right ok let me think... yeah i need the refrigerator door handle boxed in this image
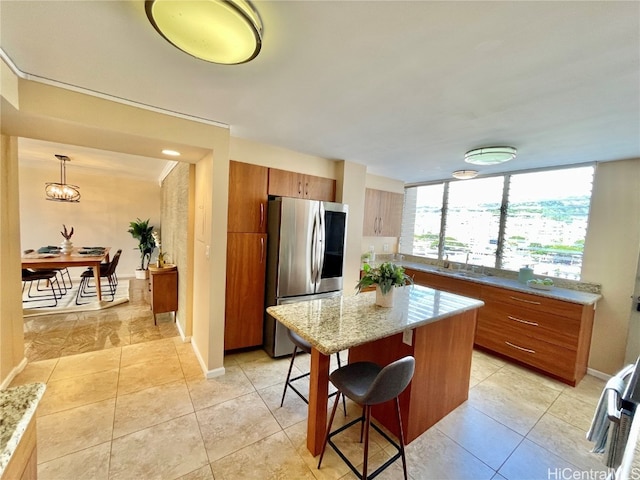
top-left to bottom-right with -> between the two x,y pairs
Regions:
311,214 -> 318,285
317,203 -> 326,286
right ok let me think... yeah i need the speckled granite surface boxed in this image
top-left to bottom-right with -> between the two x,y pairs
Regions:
0,382 -> 46,476
399,260 -> 602,305
267,284 -> 484,355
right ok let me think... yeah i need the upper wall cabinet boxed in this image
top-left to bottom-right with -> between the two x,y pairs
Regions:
268,168 -> 336,202
363,188 -> 404,237
228,160 -> 269,233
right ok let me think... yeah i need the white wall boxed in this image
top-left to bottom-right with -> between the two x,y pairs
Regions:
583,158 -> 640,374
19,163 -> 161,277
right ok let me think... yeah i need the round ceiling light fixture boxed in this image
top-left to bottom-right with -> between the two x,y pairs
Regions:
145,0 -> 263,65
465,146 -> 517,165
452,170 -> 479,180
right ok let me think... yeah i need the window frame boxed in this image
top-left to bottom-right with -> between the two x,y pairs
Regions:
401,163 -> 595,278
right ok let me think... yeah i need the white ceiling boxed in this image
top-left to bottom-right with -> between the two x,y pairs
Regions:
1,1 -> 639,183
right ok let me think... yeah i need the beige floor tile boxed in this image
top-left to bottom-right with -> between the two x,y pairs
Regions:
498,439 -> 578,480
120,337 -> 178,367
38,441 -> 111,480
240,355 -> 297,390
49,348 -> 121,381
210,431 -> 315,479
113,379 -> 194,438
435,402 -> 523,470
38,368 -> 119,416
38,398 -> 115,463
224,347 -> 272,365
178,348 -> 205,379
117,354 -> 184,395
9,358 -> 58,387
548,392 -> 598,432
258,381 -> 309,430
177,464 -> 214,480
562,374 -> 606,405
196,391 -> 282,462
109,413 -> 208,480
526,413 -> 607,473
404,427 -> 495,480
186,364 -> 255,411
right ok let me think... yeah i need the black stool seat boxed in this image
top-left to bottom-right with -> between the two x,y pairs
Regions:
280,329 -> 346,416
318,356 -> 415,480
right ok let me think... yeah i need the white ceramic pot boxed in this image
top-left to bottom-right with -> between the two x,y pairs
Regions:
60,239 -> 73,255
135,269 -> 149,280
375,285 -> 394,307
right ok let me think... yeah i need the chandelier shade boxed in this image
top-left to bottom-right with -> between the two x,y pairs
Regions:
45,155 -> 80,203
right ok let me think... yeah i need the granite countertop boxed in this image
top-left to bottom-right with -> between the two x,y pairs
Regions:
0,383 -> 46,476
267,284 -> 484,355
399,260 -> 602,306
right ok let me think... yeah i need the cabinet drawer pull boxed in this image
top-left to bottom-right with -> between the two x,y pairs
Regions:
507,315 -> 538,327
260,237 -> 264,263
509,296 -> 541,305
505,341 -> 535,354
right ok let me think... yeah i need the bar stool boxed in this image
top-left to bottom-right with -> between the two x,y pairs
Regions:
318,356 -> 415,480
280,329 -> 346,415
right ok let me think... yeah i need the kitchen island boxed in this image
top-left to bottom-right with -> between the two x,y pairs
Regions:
267,284 -> 484,456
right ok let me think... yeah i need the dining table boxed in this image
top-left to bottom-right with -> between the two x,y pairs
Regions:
266,284 -> 485,456
21,247 -> 111,301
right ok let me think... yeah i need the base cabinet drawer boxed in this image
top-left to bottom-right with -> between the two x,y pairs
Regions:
479,300 -> 580,350
475,324 -> 578,381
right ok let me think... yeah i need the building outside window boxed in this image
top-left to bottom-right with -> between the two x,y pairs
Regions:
399,165 -> 595,280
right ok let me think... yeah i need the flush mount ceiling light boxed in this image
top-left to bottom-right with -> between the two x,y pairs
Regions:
45,155 -> 81,203
465,146 -> 517,165
452,170 -> 479,180
145,0 -> 263,65
161,149 -> 181,157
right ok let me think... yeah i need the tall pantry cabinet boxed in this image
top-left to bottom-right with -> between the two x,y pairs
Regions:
225,161 -> 268,350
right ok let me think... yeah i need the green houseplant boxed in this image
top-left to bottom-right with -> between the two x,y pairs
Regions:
128,218 -> 156,276
356,261 -> 413,307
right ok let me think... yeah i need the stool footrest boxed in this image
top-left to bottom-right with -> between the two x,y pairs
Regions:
326,415 -> 402,480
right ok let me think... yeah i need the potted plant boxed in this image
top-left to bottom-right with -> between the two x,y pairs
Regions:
356,261 -> 413,307
127,218 -> 156,279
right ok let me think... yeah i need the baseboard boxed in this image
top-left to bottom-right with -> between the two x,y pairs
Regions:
587,367 -> 611,381
0,357 -> 28,389
175,319 -> 191,343
190,338 -> 225,379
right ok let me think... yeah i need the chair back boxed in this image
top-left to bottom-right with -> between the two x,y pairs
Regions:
105,249 -> 122,276
363,356 -> 415,406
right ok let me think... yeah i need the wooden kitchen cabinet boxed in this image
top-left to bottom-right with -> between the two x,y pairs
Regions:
405,267 -> 595,386
149,266 -> 178,325
268,168 -> 336,201
225,232 -> 267,350
228,160 -> 269,233
475,284 -> 595,386
363,188 -> 404,236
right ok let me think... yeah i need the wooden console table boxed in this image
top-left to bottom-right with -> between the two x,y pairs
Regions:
148,265 -> 178,325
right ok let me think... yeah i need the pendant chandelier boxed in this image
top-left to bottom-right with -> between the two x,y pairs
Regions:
45,155 -> 81,202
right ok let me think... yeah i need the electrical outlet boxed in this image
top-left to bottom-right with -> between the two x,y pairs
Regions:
383,243 -> 389,252
402,329 -> 413,346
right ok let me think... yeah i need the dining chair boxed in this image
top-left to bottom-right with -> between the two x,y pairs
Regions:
280,329 -> 347,416
75,249 -> 122,304
318,356 -> 416,480
22,269 -> 64,307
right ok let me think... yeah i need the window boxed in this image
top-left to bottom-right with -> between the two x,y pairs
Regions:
400,165 -> 594,280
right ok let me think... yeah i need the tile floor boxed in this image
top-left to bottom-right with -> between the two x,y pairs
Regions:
12,299 -> 610,480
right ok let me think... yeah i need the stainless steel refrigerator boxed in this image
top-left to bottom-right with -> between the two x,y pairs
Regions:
264,197 -> 348,357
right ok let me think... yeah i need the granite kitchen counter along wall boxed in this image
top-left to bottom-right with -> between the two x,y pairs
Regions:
0,382 -> 46,475
372,253 -> 602,298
